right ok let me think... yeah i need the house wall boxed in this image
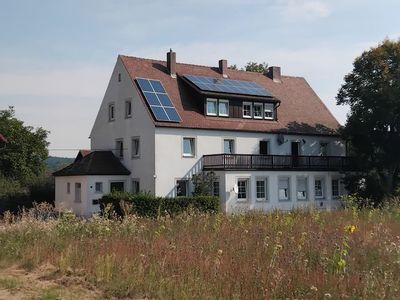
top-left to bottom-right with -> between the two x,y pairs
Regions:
90,57 -> 156,194
55,175 -> 129,216
154,127 -> 345,198
223,170 -> 345,213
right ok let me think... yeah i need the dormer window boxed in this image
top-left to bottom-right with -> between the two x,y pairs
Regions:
243,102 -> 252,118
264,103 -> 274,120
253,103 -> 263,119
206,98 -> 217,116
218,99 -> 229,117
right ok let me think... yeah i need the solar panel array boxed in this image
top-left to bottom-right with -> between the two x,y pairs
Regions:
136,78 -> 182,122
183,74 -> 273,97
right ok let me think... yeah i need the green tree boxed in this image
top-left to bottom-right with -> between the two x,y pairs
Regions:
244,61 -> 269,73
0,107 -> 49,183
337,39 -> 400,202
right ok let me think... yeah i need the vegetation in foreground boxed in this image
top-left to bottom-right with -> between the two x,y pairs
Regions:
0,202 -> 400,299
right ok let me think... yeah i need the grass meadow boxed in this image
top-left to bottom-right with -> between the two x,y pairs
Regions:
0,203 -> 400,299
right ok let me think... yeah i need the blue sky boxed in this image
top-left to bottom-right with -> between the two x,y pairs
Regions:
0,0 -> 399,157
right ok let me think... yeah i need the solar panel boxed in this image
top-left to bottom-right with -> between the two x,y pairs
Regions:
183,74 -> 273,97
136,78 -> 182,122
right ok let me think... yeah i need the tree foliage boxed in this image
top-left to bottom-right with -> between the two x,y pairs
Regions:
0,107 -> 49,183
337,39 -> 400,201
191,171 -> 217,196
244,61 -> 269,73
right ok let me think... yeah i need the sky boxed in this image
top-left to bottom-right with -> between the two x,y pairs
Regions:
0,0 -> 399,157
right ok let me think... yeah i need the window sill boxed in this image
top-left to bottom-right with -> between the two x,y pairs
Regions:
243,116 -> 252,119
297,198 -> 309,201
182,154 -> 195,158
206,113 -> 217,116
237,199 -> 248,202
279,198 -> 291,202
256,198 -> 268,202
131,155 -> 140,159
254,116 -> 263,119
108,119 -> 115,122
125,115 -> 132,119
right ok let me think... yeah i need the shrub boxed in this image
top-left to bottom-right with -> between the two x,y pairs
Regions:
99,191 -> 219,217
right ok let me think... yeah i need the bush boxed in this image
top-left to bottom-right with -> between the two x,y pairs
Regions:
99,191 -> 219,217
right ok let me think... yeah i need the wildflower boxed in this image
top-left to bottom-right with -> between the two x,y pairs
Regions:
310,285 -> 318,292
217,249 -> 223,255
324,293 -> 332,298
345,225 -> 356,233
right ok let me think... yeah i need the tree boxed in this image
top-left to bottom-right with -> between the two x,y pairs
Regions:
244,61 -> 269,73
0,107 -> 49,183
336,39 -> 400,201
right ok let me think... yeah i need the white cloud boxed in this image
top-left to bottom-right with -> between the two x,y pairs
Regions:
279,0 -> 331,22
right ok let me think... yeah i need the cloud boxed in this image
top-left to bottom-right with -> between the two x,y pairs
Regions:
278,0 -> 331,22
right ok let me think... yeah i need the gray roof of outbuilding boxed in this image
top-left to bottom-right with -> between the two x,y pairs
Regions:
53,151 -> 130,177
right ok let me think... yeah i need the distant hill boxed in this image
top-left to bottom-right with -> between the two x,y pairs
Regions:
46,156 -> 74,173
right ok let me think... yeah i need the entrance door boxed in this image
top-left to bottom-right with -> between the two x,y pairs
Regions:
291,142 -> 300,167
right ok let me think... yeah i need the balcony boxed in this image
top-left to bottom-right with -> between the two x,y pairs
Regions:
202,154 -> 354,171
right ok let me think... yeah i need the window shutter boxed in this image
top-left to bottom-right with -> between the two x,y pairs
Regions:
260,141 -> 269,155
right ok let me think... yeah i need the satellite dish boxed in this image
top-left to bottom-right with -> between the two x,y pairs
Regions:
233,184 -> 238,194
277,133 -> 285,145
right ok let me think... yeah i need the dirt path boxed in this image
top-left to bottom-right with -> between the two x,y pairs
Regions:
0,264 -> 103,300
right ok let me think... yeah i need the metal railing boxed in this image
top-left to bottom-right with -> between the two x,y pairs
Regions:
202,154 -> 354,171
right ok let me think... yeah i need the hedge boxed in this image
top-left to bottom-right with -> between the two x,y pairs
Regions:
99,191 -> 219,217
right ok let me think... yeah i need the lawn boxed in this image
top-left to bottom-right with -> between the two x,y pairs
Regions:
0,204 -> 399,299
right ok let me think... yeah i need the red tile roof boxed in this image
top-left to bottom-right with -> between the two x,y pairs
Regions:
120,55 -> 340,136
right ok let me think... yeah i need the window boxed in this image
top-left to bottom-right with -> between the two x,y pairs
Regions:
108,103 -> 115,121
116,139 -> 124,158
320,142 -> 328,156
125,100 -> 132,118
206,98 -> 217,116
212,181 -> 220,197
256,178 -> 268,201
131,137 -> 140,158
223,139 -> 235,154
253,103 -> 263,119
95,182 -> 103,193
67,182 -> 70,194
332,179 -> 340,198
118,73 -> 121,82
218,99 -> 229,117
278,177 -> 290,201
237,178 -> 249,201
243,102 -> 252,118
315,178 -> 325,199
110,181 -> 124,192
183,137 -> 195,157
132,179 -> 140,194
176,180 -> 189,196
297,177 -> 308,200
74,183 -> 81,203
264,103 -> 274,120
259,140 -> 269,155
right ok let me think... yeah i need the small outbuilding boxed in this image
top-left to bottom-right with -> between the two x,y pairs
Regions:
53,150 -> 130,216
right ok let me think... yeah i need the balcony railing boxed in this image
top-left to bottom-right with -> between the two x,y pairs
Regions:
202,154 -> 354,171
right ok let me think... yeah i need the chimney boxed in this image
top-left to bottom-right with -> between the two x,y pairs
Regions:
167,49 -> 176,78
266,66 -> 282,83
219,59 -> 228,78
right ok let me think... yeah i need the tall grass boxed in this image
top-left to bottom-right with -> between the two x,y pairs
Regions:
1,203 -> 400,299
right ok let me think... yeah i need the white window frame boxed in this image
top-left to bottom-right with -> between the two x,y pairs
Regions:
176,179 -> 189,197
237,178 -> 250,202
108,103 -> 115,121
132,179 -> 140,194
223,138 -> 235,154
115,139 -> 124,159
314,177 -> 325,199
296,176 -> 308,201
125,99 -> 132,118
256,177 -> 268,202
218,99 -> 229,117
182,137 -> 196,158
131,137 -> 140,158
95,182 -> 103,193
206,98 -> 218,116
278,177 -> 291,201
242,102 -> 252,118
253,102 -> 263,119
331,178 -> 341,199
264,103 -> 274,120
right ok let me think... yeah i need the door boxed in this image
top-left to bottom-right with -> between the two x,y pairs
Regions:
291,142 -> 300,167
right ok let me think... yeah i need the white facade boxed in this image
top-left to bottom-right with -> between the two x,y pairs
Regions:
55,175 -> 129,216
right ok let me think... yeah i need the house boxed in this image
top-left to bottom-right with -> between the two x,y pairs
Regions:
54,50 -> 351,216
